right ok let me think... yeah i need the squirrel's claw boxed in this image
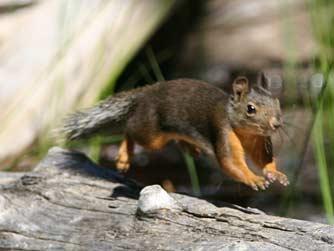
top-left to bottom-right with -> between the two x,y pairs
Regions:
246,175 -> 268,191
266,172 -> 277,183
264,180 -> 270,188
279,175 -> 289,186
264,170 -> 289,186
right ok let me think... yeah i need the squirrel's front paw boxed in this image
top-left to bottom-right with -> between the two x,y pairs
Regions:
263,169 -> 289,186
244,175 -> 269,191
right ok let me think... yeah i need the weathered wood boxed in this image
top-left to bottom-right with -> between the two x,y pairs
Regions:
0,147 -> 333,251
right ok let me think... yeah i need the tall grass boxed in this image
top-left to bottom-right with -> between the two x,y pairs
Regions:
308,0 -> 334,223
280,0 -> 333,222
184,153 -> 201,196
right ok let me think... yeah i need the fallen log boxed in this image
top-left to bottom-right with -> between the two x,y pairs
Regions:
0,147 -> 333,250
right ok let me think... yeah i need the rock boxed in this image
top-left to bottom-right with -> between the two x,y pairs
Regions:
137,185 -> 183,214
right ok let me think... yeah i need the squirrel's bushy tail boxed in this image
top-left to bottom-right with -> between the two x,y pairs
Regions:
61,93 -> 136,141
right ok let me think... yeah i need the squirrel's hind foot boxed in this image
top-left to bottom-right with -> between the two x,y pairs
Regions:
115,158 -> 131,172
115,137 -> 134,173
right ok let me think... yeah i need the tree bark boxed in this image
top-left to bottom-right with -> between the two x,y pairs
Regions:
0,147 -> 333,251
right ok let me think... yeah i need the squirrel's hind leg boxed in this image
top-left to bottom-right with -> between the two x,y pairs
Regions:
133,131 -> 211,155
115,135 -> 134,172
115,133 -> 170,172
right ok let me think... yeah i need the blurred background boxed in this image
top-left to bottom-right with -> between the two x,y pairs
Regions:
0,0 -> 333,224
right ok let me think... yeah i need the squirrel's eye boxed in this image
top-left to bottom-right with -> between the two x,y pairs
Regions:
247,104 -> 256,114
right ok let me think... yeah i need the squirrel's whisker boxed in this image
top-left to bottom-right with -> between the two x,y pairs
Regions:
282,121 -> 301,130
282,110 -> 300,118
280,126 -> 297,148
276,127 -> 285,154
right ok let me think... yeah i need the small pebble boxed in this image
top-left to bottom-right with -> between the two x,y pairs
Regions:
137,185 -> 182,214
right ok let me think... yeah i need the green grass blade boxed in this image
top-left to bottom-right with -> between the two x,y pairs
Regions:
183,153 -> 201,196
313,106 -> 334,223
146,46 -> 165,81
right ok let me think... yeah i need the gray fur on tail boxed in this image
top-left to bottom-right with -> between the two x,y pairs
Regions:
61,94 -> 135,141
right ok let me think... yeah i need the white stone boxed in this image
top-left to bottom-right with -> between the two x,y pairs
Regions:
137,185 -> 182,214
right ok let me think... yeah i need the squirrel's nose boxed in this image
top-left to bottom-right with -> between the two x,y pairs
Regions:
269,117 -> 281,130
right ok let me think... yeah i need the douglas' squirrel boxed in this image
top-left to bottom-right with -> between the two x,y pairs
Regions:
61,73 -> 289,190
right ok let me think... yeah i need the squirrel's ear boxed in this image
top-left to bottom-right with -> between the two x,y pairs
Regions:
257,71 -> 270,90
232,76 -> 249,102
257,71 -> 283,96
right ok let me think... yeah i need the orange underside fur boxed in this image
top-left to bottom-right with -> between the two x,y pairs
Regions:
222,129 -> 286,190
234,129 -> 269,167
218,130 -> 267,188
143,132 -> 203,150
233,128 -> 278,170
115,130 -> 279,188
115,132 -> 202,171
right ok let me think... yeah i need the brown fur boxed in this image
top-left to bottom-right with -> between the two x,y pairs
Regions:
63,74 -> 289,190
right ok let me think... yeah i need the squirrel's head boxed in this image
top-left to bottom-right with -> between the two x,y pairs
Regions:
228,72 -> 282,136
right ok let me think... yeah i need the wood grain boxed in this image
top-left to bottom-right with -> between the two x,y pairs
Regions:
0,147 -> 333,250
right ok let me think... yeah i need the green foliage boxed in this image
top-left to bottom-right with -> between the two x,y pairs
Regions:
312,73 -> 334,224
308,0 -> 334,223
183,153 -> 201,196
280,0 -> 334,223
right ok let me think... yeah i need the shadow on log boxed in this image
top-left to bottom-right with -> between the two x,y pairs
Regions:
0,147 -> 333,250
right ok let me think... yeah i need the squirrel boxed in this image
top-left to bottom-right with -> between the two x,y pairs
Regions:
61,72 -> 289,191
